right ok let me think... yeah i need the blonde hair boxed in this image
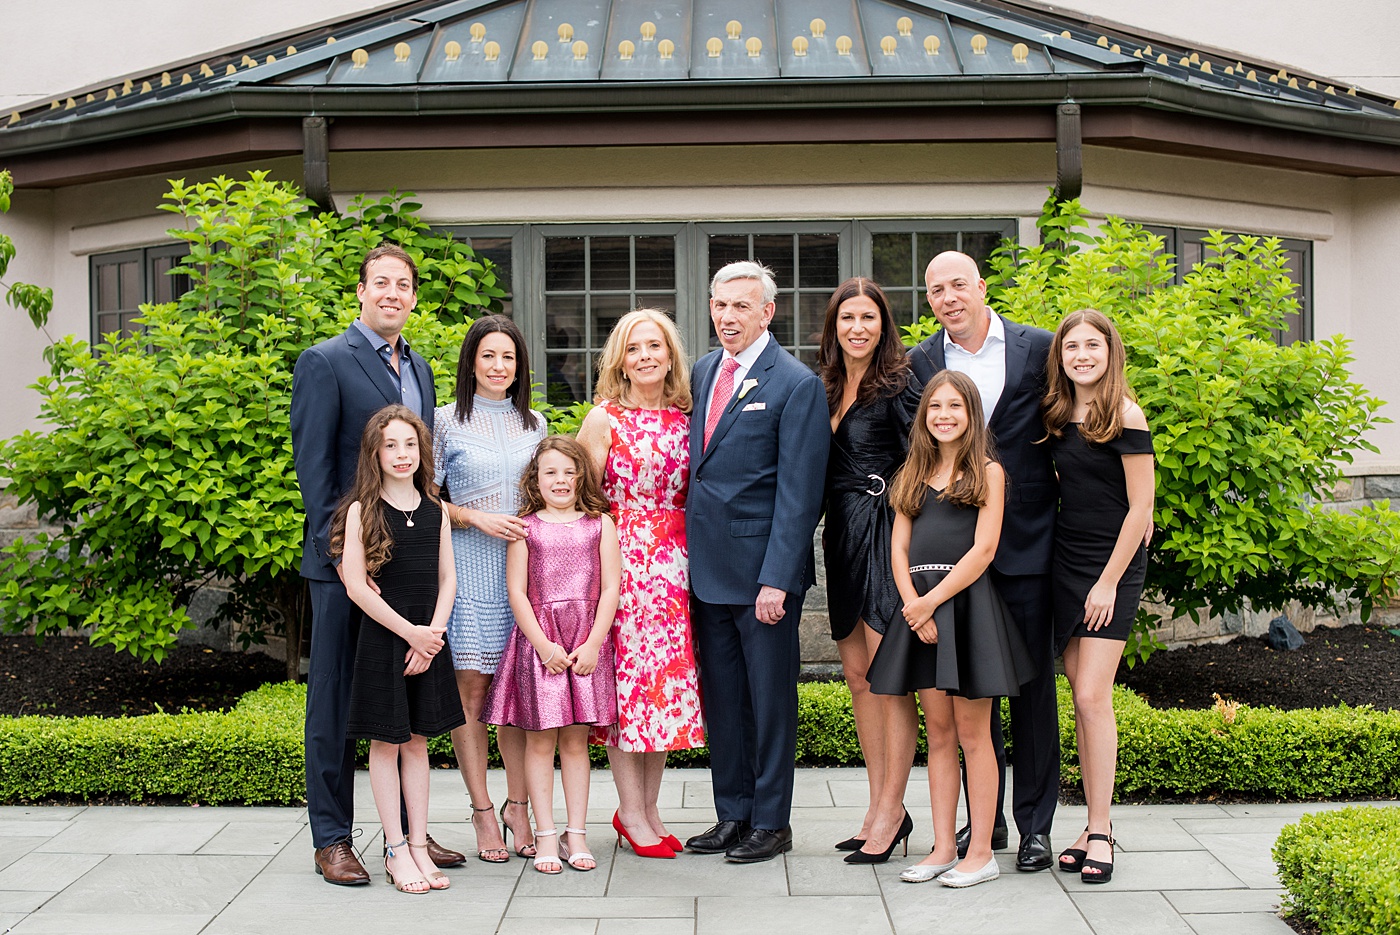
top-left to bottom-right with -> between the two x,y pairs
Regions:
889,371 -> 998,516
1042,309 -> 1134,444
593,308 -> 692,412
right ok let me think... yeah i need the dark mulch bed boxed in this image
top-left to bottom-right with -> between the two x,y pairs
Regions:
2,622 -> 1397,720
1116,623 -> 1400,711
0,636 -> 288,718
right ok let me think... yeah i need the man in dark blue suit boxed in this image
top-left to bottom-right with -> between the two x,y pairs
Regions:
290,244 -> 462,884
683,261 -> 830,863
907,251 -> 1060,871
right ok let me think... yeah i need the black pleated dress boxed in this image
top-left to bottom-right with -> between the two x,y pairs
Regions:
1049,424 -> 1155,652
347,499 -> 468,744
866,487 -> 1036,700
823,379 -> 921,639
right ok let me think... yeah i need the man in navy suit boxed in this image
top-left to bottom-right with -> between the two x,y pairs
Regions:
683,261 -> 830,863
290,244 -> 462,884
907,251 -> 1060,871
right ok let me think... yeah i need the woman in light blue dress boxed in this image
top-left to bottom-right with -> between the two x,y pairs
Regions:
432,315 -> 545,862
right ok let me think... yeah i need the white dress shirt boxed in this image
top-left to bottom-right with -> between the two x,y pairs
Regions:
942,310 -> 1007,424
707,328 -> 771,407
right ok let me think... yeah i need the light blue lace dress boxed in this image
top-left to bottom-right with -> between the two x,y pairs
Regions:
433,395 -> 545,673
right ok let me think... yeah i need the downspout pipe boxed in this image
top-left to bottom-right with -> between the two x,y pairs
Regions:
303,116 -> 335,213
1052,102 -> 1082,204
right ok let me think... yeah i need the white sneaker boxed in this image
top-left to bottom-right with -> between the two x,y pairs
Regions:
899,857 -> 958,883
937,856 -> 1000,887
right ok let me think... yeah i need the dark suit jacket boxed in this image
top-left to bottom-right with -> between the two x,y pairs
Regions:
290,323 -> 438,582
687,337 -> 830,605
908,315 -> 1056,576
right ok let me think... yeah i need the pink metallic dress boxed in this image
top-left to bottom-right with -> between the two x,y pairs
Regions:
480,513 -> 617,731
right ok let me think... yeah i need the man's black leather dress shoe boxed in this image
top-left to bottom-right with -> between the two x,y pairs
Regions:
954,822 -> 1010,859
1016,833 -> 1053,872
725,826 -> 793,863
685,820 -> 751,854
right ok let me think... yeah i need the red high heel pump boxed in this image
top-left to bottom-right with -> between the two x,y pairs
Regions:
612,811 -> 675,859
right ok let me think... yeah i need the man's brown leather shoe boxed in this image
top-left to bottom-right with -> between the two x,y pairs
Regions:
423,834 -> 466,868
314,840 -> 371,885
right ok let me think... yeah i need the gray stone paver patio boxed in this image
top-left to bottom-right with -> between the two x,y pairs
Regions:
0,766 -> 1371,935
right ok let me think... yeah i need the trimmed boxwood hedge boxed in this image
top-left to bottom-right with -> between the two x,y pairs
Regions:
0,679 -> 1397,803
1273,806 -> 1400,935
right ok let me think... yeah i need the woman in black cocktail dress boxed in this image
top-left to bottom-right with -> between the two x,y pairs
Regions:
817,278 -> 923,863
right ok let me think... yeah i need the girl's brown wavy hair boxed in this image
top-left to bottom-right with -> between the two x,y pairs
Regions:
329,404 -> 437,576
816,277 -> 910,415
516,435 -> 610,519
1042,309 -> 1133,444
889,370 -> 998,516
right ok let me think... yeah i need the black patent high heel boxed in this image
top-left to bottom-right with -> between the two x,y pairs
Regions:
844,810 -> 913,864
1080,832 -> 1116,884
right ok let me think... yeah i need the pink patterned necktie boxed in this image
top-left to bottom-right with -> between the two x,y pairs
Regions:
704,358 -> 740,450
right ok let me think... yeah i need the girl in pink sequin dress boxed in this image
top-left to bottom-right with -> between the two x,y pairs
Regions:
481,436 -> 621,874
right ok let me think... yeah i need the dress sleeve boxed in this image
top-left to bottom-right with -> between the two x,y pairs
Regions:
433,407 -> 450,488
891,373 -> 924,444
1110,427 -> 1154,456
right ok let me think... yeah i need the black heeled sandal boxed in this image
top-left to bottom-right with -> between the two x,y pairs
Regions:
843,810 -> 913,865
1080,832 -> 1115,884
1058,827 -> 1088,873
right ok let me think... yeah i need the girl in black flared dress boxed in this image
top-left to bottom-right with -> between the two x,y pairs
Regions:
331,405 -> 466,895
1042,310 -> 1154,885
868,371 -> 1034,889
816,278 -> 924,863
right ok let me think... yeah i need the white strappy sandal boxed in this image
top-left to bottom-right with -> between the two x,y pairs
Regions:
560,827 -> 595,871
531,828 -> 561,874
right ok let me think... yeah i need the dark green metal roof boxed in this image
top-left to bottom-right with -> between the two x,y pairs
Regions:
4,0 -> 1399,155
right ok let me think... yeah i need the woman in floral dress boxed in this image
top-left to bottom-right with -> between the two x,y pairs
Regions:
578,308 -> 705,858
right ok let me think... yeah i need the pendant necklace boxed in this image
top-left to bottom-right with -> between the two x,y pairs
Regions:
385,492 -> 420,527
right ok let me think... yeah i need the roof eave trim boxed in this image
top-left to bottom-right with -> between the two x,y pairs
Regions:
3,74 -> 1399,159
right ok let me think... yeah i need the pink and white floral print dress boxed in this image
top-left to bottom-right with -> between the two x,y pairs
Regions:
593,401 -> 705,752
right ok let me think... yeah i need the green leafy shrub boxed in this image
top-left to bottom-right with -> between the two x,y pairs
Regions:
0,174 -> 503,673
5,679 -> 1398,803
0,682 -> 305,804
907,196 -> 1400,664
0,170 -> 53,329
1274,806 -> 1400,935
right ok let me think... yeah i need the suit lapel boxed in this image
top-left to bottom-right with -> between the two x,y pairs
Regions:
992,321 -> 1031,428
347,323 -> 403,408
699,339 -> 779,464
692,353 -> 717,453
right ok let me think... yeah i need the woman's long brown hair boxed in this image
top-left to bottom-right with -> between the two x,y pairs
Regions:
889,370 -> 998,515
816,277 -> 910,415
516,435 -> 610,519
1042,309 -> 1134,444
329,404 -> 437,576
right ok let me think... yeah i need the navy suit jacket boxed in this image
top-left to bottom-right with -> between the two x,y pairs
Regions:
687,337 -> 830,605
290,323 -> 438,582
908,315 -> 1057,576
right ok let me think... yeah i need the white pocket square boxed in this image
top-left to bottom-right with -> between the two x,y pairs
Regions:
742,402 -> 766,411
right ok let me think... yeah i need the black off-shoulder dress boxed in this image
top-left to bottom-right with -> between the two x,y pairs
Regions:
1049,424 -> 1155,651
823,378 -> 921,639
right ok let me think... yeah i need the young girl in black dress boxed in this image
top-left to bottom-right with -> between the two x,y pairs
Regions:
868,370 -> 1034,889
1042,310 -> 1154,885
331,405 -> 466,895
